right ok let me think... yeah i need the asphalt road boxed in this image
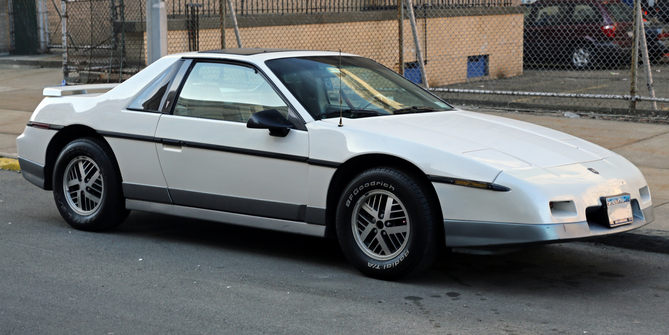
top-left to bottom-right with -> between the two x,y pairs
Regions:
2,170 -> 669,334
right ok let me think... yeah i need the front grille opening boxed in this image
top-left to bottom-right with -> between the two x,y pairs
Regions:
586,205 -> 608,228
586,199 -> 642,228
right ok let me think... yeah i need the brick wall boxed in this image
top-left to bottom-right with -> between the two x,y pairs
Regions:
70,6 -> 525,86
156,13 -> 524,87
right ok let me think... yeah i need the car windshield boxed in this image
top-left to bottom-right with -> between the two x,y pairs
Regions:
265,56 -> 451,120
604,3 -> 634,22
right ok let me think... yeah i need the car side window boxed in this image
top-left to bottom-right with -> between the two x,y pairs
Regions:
127,60 -> 183,112
174,62 -> 289,123
533,5 -> 565,26
572,4 -> 601,24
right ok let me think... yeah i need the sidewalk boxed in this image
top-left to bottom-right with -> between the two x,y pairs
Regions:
0,53 -> 63,158
0,54 -> 667,252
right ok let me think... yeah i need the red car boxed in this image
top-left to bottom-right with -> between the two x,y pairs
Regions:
524,0 -> 667,69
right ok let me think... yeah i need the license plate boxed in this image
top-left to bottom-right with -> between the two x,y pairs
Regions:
605,194 -> 633,228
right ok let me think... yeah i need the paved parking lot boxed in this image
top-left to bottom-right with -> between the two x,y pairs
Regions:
441,63 -> 669,115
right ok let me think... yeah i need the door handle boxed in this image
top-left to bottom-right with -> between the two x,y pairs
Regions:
162,138 -> 183,146
161,138 -> 183,152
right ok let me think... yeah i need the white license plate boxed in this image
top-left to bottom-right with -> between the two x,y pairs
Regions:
605,194 -> 633,228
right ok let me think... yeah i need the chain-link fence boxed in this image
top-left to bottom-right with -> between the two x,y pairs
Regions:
162,0 -> 519,81
44,0 -> 669,116
433,0 -> 669,115
45,0 -> 63,49
45,0 -> 145,83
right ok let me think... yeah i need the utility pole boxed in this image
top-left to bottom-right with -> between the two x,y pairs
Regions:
146,0 -> 167,65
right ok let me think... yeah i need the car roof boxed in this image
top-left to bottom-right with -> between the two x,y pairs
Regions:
179,48 -> 357,62
198,48 -> 306,56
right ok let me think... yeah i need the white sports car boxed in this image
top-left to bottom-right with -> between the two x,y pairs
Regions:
17,49 -> 654,279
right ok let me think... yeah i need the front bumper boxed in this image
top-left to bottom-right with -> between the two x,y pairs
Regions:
444,204 -> 654,248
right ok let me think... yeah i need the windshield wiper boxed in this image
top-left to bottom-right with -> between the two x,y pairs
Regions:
392,106 -> 439,114
316,109 -> 388,120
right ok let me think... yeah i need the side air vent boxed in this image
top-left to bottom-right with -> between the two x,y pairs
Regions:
550,201 -> 577,218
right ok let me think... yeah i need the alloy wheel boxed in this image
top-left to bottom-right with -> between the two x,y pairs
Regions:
351,190 -> 410,261
63,156 -> 104,215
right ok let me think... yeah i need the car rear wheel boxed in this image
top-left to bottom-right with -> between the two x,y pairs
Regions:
52,137 -> 129,231
572,45 -> 593,70
336,167 -> 440,280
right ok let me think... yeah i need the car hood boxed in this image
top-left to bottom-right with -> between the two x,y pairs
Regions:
337,110 -> 613,169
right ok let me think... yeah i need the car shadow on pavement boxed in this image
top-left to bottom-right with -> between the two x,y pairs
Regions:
411,242 -> 656,296
112,211 -> 656,292
3,170 -> 662,294
112,210 -> 351,271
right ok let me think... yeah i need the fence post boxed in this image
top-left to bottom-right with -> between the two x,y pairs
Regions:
43,0 -> 50,48
37,0 -> 47,53
405,0 -> 428,88
398,0 -> 404,76
61,0 -> 67,84
220,0 -> 226,49
186,4 -> 202,51
8,0 -> 14,53
108,0 -> 116,82
227,0 -> 243,48
636,0 -> 657,111
629,0 -> 640,113
119,0 -> 125,83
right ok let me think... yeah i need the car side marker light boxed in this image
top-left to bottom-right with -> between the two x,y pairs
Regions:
429,176 -> 510,192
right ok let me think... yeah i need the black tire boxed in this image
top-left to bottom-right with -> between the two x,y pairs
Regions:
52,137 -> 129,231
336,167 -> 441,280
571,44 -> 593,70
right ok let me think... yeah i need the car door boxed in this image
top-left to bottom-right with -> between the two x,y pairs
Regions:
154,60 -> 310,222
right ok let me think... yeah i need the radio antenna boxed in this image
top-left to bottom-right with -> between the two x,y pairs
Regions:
338,49 -> 343,127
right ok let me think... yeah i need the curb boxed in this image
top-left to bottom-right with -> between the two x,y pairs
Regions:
0,57 -> 62,69
0,157 -> 20,171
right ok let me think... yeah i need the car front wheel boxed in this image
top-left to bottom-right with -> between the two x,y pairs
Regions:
336,167 -> 441,280
52,137 -> 129,231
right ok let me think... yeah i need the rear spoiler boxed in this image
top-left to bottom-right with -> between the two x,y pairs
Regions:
43,83 -> 120,97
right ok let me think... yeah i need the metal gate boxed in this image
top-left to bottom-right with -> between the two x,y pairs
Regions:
52,0 -> 145,84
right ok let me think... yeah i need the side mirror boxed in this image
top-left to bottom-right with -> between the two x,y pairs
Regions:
246,109 -> 293,137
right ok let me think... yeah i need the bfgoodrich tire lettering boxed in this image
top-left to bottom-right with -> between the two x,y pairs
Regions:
336,167 -> 440,280
52,137 -> 129,231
